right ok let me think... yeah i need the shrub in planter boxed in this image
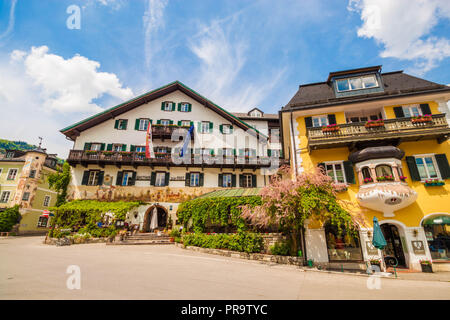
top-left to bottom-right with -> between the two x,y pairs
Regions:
420,260 -> 433,273
182,232 -> 263,253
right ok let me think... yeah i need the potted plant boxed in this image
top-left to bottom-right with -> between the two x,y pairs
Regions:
424,179 -> 445,187
412,114 -> 432,124
321,124 -> 340,133
420,260 -> 433,273
365,119 -> 385,128
363,177 -> 373,183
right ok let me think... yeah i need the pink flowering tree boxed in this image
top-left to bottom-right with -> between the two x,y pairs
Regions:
241,166 -> 365,255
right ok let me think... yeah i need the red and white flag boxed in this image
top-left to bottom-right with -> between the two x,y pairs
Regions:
145,121 -> 155,158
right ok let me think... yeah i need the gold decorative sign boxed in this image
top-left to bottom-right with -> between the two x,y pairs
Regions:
411,240 -> 426,255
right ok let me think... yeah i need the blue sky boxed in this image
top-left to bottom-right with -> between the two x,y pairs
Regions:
0,0 -> 449,157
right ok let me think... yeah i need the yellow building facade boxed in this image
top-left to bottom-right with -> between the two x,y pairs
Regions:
0,148 -> 59,234
281,66 -> 450,271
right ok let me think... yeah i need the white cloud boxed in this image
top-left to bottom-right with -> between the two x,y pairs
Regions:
349,0 -> 450,74
189,20 -> 285,111
143,0 -> 169,68
11,46 -> 133,113
0,0 -> 18,41
0,46 -> 134,157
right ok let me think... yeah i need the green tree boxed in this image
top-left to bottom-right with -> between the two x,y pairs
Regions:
48,162 -> 71,207
0,205 -> 21,232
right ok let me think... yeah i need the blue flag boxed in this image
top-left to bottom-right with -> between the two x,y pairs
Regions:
180,125 -> 194,157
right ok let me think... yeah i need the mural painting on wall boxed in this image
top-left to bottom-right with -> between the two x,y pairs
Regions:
68,185 -> 219,203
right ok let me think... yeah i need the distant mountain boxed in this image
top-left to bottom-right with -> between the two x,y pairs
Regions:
0,139 -> 37,154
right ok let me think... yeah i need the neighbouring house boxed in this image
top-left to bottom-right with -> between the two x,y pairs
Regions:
60,81 -> 284,232
0,148 -> 59,234
280,65 -> 450,271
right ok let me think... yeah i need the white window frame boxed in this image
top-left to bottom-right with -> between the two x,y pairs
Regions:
180,120 -> 191,127
180,103 -> 190,112
250,110 -> 262,117
242,174 -> 253,188
222,174 -> 232,187
201,121 -> 211,133
0,191 -> 11,203
87,171 -> 100,186
113,144 -> 123,152
135,146 -> 146,153
335,75 -> 379,92
139,119 -> 149,131
190,173 -> 200,187
37,216 -> 49,228
160,119 -> 171,126
164,102 -> 174,111
7,168 -> 18,181
90,143 -> 102,151
223,148 -> 234,157
414,154 -> 442,181
43,195 -> 51,207
402,104 -> 422,118
222,124 -> 232,134
324,161 -> 347,184
117,119 -> 127,130
6,151 -> 15,158
312,115 -> 328,128
155,172 -> 166,187
22,192 -> 30,201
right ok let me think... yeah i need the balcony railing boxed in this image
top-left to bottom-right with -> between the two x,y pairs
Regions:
151,125 -> 193,140
307,114 -> 450,150
67,150 -> 282,168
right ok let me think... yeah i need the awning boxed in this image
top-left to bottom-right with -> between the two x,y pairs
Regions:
423,215 -> 450,225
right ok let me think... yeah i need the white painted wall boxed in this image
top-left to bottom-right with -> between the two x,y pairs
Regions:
305,228 -> 329,263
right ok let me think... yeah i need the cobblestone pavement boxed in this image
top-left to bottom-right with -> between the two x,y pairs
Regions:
1,236 -> 449,300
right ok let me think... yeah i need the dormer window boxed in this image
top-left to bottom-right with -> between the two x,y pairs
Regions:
336,75 -> 378,92
248,108 -> 263,117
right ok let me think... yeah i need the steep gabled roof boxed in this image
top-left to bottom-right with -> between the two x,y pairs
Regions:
282,70 -> 450,112
61,81 -> 266,140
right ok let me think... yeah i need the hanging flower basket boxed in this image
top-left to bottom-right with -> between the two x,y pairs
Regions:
321,124 -> 340,133
424,179 -> 445,186
365,119 -> 384,128
411,115 -> 432,124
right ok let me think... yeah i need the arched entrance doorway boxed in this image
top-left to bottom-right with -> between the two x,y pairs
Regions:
143,205 -> 168,232
380,223 -> 407,268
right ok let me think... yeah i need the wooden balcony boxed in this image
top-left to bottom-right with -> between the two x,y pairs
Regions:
307,114 -> 450,151
151,125 -> 193,141
67,150 -> 282,169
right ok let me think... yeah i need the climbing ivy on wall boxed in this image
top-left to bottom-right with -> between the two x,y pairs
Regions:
177,196 -> 262,233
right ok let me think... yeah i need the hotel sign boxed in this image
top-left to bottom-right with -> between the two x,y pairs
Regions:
411,240 -> 426,255
365,241 -> 378,255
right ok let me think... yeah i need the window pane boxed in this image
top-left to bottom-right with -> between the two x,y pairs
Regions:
326,164 -> 335,181
415,158 -> 428,179
349,78 -> 363,90
425,157 -> 438,178
326,224 -> 362,261
336,79 -> 349,91
376,165 -> 393,177
312,118 -> 320,127
335,164 -> 345,183
403,108 -> 411,118
362,75 -> 377,88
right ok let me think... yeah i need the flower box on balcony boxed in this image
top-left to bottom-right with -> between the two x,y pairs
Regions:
411,115 -> 432,124
363,177 -> 373,183
85,150 -> 98,155
119,151 -> 132,156
424,179 -> 445,186
321,124 -> 340,133
365,119 -> 384,128
399,176 -> 407,182
377,175 -> 395,182
102,151 -> 115,156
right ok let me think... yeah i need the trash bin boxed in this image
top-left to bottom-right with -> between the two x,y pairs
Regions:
297,250 -> 302,257
307,259 -> 314,267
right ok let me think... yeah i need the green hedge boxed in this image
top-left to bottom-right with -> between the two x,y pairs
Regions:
0,206 -> 21,232
182,232 -> 264,253
270,241 -> 290,256
177,196 -> 262,233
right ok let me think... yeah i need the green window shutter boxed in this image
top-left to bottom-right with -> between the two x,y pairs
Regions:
435,154 -> 450,179
231,174 -> 236,187
233,149 -> 236,156
116,171 -> 123,186
188,104 -> 192,112
122,120 -> 128,130
114,120 -> 119,129
190,121 -> 194,127
100,143 -> 106,151
107,144 -> 113,151
130,145 -> 135,152
178,103 -> 181,111
229,125 -> 233,133
169,120 -> 174,125
219,124 -> 223,133
394,107 -> 405,118
135,119 -> 140,130
405,156 -> 421,181
165,172 -> 170,186
97,171 -> 104,186
122,144 -> 127,152
327,114 -> 337,125
81,171 -> 90,185
84,143 -> 91,151
185,173 -> 191,187
129,172 -> 137,186
157,120 -> 161,125
268,149 -> 272,157
343,161 -> 355,184
150,172 -> 156,186
305,117 -> 312,128
239,174 -> 244,187
161,102 -> 165,110
178,121 -> 182,126
209,122 -> 213,133
199,173 -> 204,187
252,175 -> 257,188
218,174 -> 223,187
171,103 -> 176,111
420,103 -> 432,115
